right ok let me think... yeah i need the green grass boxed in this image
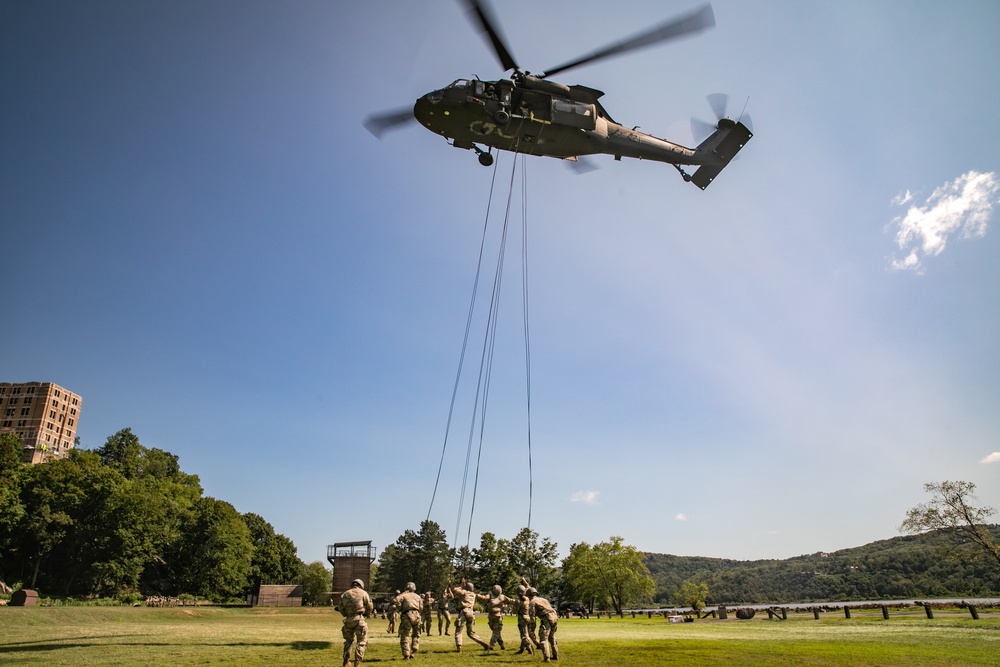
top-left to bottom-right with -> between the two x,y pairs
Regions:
1,606 -> 998,666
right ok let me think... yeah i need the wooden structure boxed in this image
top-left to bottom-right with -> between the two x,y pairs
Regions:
10,589 -> 39,606
327,540 -> 376,596
249,583 -> 302,607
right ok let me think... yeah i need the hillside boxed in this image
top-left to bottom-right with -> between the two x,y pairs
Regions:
643,527 -> 1000,605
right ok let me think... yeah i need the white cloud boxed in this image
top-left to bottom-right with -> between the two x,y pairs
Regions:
570,490 -> 600,505
675,513 -> 687,522
892,189 -> 914,206
981,452 -> 1000,464
889,171 -> 999,272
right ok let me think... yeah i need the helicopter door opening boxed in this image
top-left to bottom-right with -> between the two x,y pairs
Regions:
551,100 -> 596,130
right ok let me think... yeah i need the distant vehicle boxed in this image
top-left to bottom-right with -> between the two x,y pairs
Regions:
559,601 -> 585,615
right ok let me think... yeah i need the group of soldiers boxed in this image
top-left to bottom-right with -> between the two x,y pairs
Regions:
338,576 -> 559,667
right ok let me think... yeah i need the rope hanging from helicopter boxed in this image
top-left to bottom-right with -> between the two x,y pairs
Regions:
425,146 -> 535,552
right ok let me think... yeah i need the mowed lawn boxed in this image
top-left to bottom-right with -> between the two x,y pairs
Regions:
2,606 -> 998,666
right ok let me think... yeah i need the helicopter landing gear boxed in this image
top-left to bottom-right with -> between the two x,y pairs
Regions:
473,145 -> 494,167
673,164 -> 692,182
494,109 -> 510,124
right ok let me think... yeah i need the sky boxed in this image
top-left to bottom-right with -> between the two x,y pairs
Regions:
3,0 -> 999,567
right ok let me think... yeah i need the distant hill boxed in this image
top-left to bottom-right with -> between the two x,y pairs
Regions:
643,527 -> 1000,605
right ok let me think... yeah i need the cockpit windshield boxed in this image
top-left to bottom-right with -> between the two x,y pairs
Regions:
446,79 -> 471,89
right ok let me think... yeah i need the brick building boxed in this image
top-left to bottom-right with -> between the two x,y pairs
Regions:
0,381 -> 82,464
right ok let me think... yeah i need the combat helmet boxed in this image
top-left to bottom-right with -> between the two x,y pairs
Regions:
351,579 -> 364,589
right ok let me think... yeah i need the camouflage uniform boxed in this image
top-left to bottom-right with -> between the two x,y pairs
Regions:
386,591 -> 399,633
421,593 -> 435,635
437,591 -> 452,635
396,584 -> 423,660
513,586 -> 538,654
479,585 -> 513,650
339,580 -> 374,667
527,588 -> 558,663
444,581 -> 490,651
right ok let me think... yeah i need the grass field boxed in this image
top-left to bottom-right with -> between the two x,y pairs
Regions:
2,606 -> 998,666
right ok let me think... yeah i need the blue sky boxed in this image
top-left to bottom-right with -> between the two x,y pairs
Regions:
3,0 -> 999,566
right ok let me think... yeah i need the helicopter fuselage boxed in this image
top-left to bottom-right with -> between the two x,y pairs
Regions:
413,75 -> 711,167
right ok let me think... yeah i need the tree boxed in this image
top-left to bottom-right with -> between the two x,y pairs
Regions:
242,512 -> 302,595
562,536 -> 655,615
472,532 -> 516,590
679,580 -> 709,611
176,497 -> 253,600
900,480 -> 1000,568
508,527 -> 558,594
299,560 -> 332,606
375,521 -> 454,594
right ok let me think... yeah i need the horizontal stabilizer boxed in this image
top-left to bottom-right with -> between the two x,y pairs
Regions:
690,121 -> 752,190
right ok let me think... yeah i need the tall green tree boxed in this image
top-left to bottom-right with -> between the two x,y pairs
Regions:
562,536 -> 655,615
375,521 -> 454,594
509,527 -> 559,593
176,497 -> 253,600
299,560 -> 332,606
243,512 -> 302,594
900,480 -> 1000,568
472,532 -> 516,590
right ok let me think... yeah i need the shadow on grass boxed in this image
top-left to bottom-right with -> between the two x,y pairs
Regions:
1,639 -> 334,653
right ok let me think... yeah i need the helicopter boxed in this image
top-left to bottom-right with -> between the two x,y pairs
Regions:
365,0 -> 752,190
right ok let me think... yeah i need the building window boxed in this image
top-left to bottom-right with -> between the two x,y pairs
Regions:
24,397 -> 32,404
4,409 -> 13,417
17,420 -> 26,427
68,418 -> 74,426
49,410 -> 56,419
52,400 -> 58,407
20,408 -> 30,416
70,408 -> 77,415
27,387 -> 35,394
9,398 -> 17,406
47,422 -> 54,430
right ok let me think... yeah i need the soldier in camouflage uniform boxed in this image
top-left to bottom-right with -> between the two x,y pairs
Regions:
526,586 -> 559,663
338,578 -> 374,667
421,592 -> 435,636
386,590 -> 399,633
395,582 -> 423,660
513,583 -> 538,654
437,588 -> 452,635
443,578 -> 491,652
479,584 -> 513,650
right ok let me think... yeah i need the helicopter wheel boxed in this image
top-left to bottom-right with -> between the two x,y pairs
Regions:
478,152 -> 494,167
495,109 -> 510,124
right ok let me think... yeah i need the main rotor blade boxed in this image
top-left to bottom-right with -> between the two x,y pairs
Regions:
540,3 -> 715,79
461,0 -> 519,72
363,108 -> 416,139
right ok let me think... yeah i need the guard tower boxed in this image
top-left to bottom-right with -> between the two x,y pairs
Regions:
327,540 -> 376,596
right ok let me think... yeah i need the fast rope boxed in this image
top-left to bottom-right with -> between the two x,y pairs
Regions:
424,148 -> 535,551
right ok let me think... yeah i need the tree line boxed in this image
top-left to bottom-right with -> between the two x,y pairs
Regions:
373,521 -> 660,614
0,429 -> 330,602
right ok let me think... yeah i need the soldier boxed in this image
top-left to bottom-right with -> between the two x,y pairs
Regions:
513,583 -> 538,655
437,588 -> 452,635
338,578 -> 374,667
422,592 -> 435,636
443,578 -> 491,652
526,586 -> 558,663
479,584 -> 513,650
396,582 -> 423,660
386,590 -> 399,634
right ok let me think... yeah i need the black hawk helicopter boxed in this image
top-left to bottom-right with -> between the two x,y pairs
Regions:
366,0 -> 752,189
